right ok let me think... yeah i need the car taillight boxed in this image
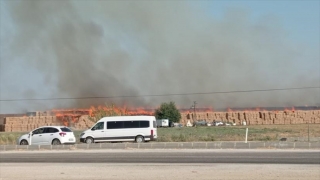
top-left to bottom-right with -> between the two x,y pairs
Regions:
59,132 -> 66,137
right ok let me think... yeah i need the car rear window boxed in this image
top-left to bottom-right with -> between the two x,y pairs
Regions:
60,127 -> 72,132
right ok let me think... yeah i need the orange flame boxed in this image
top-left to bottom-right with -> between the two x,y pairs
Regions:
284,106 -> 295,112
51,108 -> 92,126
48,105 -> 303,126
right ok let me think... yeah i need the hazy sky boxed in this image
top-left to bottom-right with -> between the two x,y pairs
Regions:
0,0 -> 319,114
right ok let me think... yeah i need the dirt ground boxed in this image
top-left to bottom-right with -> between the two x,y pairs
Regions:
0,163 -> 319,180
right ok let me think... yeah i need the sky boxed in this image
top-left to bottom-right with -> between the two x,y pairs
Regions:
203,0 -> 320,46
0,0 -> 319,114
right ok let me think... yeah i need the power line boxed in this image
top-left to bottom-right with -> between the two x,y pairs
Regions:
0,86 -> 319,102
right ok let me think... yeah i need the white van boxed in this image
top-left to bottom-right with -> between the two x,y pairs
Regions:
80,116 -> 157,144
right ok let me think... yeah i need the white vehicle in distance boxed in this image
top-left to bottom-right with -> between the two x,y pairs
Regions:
80,115 -> 158,144
156,119 -> 169,127
213,121 -> 224,126
18,126 -> 76,145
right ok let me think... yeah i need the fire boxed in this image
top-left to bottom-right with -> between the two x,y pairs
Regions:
49,105 -> 155,126
51,108 -> 92,126
49,105 -> 303,126
202,107 -> 214,112
284,106 -> 295,112
88,105 -> 154,117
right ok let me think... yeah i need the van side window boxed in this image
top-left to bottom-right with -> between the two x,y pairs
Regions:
107,120 -> 150,129
93,122 -> 104,130
107,121 -> 124,129
140,121 -> 149,128
123,121 -> 139,128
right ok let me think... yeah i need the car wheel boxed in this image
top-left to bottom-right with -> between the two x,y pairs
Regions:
20,140 -> 28,145
85,137 -> 94,144
135,135 -> 144,143
52,139 -> 61,145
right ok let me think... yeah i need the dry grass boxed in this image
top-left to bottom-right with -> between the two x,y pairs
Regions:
156,124 -> 320,142
0,132 -> 22,145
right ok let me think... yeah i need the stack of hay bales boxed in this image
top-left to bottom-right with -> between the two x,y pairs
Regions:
1,109 -> 320,132
180,110 -> 320,126
74,115 -> 95,130
1,111 -> 63,132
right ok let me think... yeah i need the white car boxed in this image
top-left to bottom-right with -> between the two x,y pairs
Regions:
213,121 -> 224,126
18,126 -> 76,145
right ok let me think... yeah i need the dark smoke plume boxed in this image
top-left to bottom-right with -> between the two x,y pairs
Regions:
0,0 -> 319,113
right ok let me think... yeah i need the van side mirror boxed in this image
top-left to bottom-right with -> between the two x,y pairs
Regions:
91,127 -> 95,131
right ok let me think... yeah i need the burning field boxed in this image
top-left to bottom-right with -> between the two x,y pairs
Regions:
0,105 -> 320,132
0,105 -> 156,132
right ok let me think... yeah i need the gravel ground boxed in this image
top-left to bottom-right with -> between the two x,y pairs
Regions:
0,163 -> 319,180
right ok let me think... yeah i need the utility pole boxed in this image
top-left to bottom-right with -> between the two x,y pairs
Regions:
308,120 -> 310,142
192,101 -> 197,121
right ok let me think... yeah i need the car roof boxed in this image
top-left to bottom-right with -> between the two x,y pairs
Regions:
36,126 -> 70,128
97,115 -> 156,122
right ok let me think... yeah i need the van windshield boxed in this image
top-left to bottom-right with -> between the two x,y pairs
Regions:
92,122 -> 104,130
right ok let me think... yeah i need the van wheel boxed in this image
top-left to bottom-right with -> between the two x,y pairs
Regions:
20,140 -> 28,145
52,139 -> 61,145
86,137 -> 94,144
135,136 -> 144,143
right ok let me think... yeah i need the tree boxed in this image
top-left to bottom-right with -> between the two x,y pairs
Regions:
154,101 -> 181,123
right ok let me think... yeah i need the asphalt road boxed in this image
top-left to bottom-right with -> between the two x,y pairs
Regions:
1,149 -> 319,164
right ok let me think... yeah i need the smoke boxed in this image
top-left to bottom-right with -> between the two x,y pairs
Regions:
0,0 -> 319,113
